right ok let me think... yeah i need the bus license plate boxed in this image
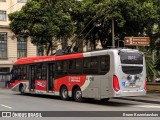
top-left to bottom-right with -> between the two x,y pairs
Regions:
129,82 -> 135,87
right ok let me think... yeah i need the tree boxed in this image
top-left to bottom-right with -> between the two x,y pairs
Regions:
71,0 -> 158,49
9,0 -> 74,55
139,47 -> 159,82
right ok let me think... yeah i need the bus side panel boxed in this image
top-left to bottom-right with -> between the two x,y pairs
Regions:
81,75 -> 112,100
81,75 -> 100,99
101,52 -> 116,99
11,80 -> 28,92
54,76 -> 86,93
35,80 -> 47,91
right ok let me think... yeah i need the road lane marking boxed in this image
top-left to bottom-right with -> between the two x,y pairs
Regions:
1,104 -> 12,109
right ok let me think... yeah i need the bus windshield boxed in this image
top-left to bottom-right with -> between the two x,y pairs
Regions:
10,69 -> 17,82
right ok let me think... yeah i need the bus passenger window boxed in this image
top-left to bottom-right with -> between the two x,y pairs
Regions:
62,61 -> 68,74
100,55 -> 110,73
56,61 -> 63,70
68,59 -> 82,74
55,61 -> 68,75
69,60 -> 75,70
75,59 -> 82,70
90,57 -> 98,68
83,57 -> 98,74
84,58 -> 90,68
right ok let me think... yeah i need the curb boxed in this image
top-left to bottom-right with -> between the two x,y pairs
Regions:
116,97 -> 160,104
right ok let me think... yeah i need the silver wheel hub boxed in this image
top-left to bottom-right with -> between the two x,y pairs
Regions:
62,89 -> 68,98
21,87 -> 24,92
76,91 -> 82,99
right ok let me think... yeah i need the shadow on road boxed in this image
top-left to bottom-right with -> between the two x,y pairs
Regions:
13,93 -> 135,107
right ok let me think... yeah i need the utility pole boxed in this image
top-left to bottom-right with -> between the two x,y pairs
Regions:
112,18 -> 115,48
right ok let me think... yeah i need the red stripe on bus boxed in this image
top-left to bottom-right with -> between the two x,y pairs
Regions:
14,53 -> 84,65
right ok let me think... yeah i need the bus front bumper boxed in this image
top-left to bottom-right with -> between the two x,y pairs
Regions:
114,89 -> 146,97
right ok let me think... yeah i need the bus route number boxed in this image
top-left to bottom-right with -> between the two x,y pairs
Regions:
128,56 -> 136,60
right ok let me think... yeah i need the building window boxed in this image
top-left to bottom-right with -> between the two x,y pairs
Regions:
0,33 -> 7,58
0,67 -> 10,83
17,0 -> 27,3
0,11 -> 6,21
0,0 -> 6,2
17,37 -> 27,58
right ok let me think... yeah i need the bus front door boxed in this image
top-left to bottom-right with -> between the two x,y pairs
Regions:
47,63 -> 55,92
29,65 -> 36,90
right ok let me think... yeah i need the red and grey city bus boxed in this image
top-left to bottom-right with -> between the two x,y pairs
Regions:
10,48 -> 146,102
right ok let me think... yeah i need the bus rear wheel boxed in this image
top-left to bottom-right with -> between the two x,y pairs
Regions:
60,86 -> 69,100
74,87 -> 82,102
19,85 -> 24,95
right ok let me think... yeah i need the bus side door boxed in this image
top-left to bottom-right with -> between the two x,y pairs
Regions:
29,65 -> 36,90
47,63 -> 55,92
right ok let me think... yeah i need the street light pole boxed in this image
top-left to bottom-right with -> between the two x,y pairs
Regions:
112,18 -> 115,48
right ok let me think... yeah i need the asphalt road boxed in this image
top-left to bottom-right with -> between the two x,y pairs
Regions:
0,89 -> 159,120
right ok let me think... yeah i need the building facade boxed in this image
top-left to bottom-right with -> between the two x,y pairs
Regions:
0,0 -> 37,87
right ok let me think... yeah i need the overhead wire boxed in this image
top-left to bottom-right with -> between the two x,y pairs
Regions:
71,2 -> 105,52
6,2 -> 18,11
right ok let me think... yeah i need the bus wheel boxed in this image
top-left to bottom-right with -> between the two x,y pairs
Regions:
74,87 -> 82,102
60,86 -> 69,100
20,85 -> 24,95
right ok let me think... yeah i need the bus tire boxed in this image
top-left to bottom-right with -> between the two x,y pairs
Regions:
74,87 -> 82,102
60,86 -> 69,100
19,84 -> 25,95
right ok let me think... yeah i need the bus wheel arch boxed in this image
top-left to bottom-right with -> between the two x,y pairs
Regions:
60,85 -> 69,100
19,83 -> 24,94
72,85 -> 82,102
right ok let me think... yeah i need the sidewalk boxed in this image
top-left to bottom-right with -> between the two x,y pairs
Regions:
118,91 -> 160,104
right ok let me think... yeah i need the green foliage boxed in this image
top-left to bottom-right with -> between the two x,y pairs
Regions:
70,0 -> 159,49
155,57 -> 160,71
143,49 -> 159,77
9,0 -> 75,55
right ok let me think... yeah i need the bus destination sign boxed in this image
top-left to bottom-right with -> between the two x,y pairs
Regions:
124,37 -> 150,46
